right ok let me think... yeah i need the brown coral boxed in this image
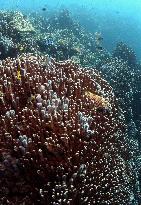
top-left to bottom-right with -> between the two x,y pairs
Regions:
0,54 -> 138,204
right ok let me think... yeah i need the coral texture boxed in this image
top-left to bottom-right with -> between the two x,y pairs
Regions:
113,42 -> 137,66
0,54 -> 139,204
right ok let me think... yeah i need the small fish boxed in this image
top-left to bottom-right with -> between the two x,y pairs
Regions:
42,7 -> 46,11
97,36 -> 103,41
96,46 -> 103,50
17,70 -> 21,80
17,62 -> 22,80
46,38 -> 54,46
115,11 -> 120,14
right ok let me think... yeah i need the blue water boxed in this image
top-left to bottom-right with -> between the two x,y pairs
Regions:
0,0 -> 141,58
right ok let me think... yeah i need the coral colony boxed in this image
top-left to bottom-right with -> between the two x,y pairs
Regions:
0,53 -> 139,204
0,7 -> 141,205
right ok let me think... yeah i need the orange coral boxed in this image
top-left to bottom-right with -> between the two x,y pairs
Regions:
85,91 -> 111,109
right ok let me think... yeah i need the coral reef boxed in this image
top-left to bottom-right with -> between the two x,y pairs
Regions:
10,12 -> 35,33
99,58 -> 134,111
0,11 -> 37,58
0,8 -> 141,204
0,11 -> 35,37
0,10 -> 98,63
0,54 -> 140,204
96,56 -> 141,141
112,42 -> 137,66
0,33 -> 17,60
